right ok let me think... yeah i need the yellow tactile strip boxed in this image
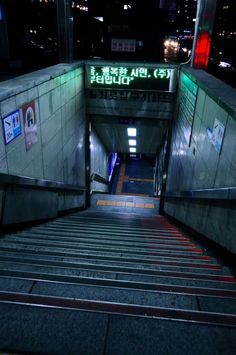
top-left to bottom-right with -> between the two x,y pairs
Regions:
97,200 -> 155,209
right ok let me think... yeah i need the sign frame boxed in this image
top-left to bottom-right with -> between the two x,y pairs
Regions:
22,100 -> 38,151
211,118 -> 225,154
85,63 -> 177,93
2,109 -> 21,145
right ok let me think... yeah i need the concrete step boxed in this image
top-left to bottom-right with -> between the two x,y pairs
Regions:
6,235 -> 209,260
0,259 -> 235,289
0,251 -> 230,277
48,220 -> 182,233
35,224 -> 185,237
19,228 -> 191,243
0,206 -> 235,355
0,297 -> 236,355
0,243 -> 223,271
0,247 -> 229,275
0,271 -> 235,316
17,230 -> 198,248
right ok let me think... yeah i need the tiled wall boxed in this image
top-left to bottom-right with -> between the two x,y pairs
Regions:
90,127 -> 109,193
0,62 -> 87,223
0,63 -> 85,184
164,67 -> 236,254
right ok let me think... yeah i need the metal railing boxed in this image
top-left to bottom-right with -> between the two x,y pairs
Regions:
90,173 -> 109,185
164,187 -> 236,200
0,172 -> 87,228
0,173 -> 86,194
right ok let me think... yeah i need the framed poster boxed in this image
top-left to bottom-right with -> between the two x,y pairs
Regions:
22,101 -> 38,151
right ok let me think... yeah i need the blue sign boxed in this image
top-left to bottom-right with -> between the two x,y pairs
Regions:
2,110 -> 22,144
211,118 -> 225,154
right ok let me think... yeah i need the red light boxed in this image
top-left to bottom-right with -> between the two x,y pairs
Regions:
193,31 -> 211,69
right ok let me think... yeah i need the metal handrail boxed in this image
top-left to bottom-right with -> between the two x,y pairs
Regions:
164,187 -> 236,200
90,173 -> 109,185
0,173 -> 86,194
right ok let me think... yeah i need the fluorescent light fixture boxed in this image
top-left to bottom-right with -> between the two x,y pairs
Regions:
129,147 -> 136,153
127,128 -> 136,137
129,139 -> 136,146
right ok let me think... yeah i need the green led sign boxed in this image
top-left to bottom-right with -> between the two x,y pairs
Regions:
89,66 -> 172,90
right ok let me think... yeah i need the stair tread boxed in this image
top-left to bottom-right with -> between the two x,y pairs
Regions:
0,290 -> 236,327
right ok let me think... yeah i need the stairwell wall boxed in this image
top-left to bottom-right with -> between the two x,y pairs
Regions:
0,62 -> 87,225
165,67 -> 236,254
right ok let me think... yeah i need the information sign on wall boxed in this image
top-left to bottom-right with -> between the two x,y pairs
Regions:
22,101 -> 38,151
211,118 -> 225,154
2,110 -> 21,144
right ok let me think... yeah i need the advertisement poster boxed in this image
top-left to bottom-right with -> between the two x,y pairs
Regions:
22,101 -> 38,151
2,109 -> 21,144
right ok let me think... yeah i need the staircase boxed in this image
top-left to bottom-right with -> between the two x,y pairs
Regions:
0,194 -> 236,354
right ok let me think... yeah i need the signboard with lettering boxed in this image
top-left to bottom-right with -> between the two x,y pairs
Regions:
22,101 -> 38,151
2,110 -> 21,145
86,64 -> 177,92
85,63 -> 177,119
86,89 -> 175,119
111,39 -> 136,52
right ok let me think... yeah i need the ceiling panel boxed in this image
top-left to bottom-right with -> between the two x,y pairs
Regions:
90,115 -> 169,154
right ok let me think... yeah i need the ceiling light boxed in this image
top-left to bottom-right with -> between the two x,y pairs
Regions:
129,139 -> 136,146
127,128 -> 136,137
129,147 -> 136,153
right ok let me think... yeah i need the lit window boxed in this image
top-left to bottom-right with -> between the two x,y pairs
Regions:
94,17 -> 103,22
129,139 -> 136,146
127,128 -> 137,137
124,4 -> 132,10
